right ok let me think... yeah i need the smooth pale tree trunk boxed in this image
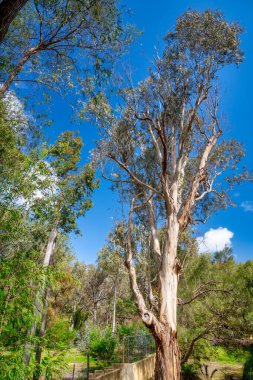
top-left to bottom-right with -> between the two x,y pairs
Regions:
23,228 -> 58,368
112,278 -> 118,333
43,228 -> 58,267
70,303 -> 77,331
127,197 -> 181,379
154,216 -> 181,380
93,302 -> 98,325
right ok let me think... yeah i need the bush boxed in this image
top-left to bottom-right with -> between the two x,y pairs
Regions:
243,346 -> 253,380
181,363 -> 198,380
88,327 -> 116,363
0,350 -> 33,380
117,322 -> 148,342
45,319 -> 76,350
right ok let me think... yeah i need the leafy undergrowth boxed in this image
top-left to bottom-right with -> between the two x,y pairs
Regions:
212,346 -> 249,364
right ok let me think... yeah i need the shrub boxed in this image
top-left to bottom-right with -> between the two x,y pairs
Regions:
243,346 -> 253,380
117,322 -> 148,342
88,327 -> 116,363
45,319 -> 76,350
181,363 -> 198,380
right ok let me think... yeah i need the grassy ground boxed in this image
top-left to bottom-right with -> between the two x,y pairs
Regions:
63,348 -> 98,366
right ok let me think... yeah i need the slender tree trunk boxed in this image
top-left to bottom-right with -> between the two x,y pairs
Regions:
43,228 -> 58,266
70,303 -> 77,331
93,302 -> 97,325
0,0 -> 29,44
23,228 -> 58,366
154,215 -> 181,380
33,290 -> 48,380
112,278 -> 118,333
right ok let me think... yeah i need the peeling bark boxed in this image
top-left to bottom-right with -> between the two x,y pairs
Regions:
154,327 -> 180,380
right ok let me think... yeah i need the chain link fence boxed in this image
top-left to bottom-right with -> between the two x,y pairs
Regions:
122,334 -> 155,363
66,334 -> 155,379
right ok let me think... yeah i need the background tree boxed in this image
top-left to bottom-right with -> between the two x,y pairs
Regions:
92,10 -> 244,379
28,131 -> 98,379
97,226 -> 128,332
85,265 -> 109,326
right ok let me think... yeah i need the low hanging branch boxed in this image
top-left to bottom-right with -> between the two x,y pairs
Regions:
181,323 -> 214,364
178,287 -> 231,306
125,195 -> 155,327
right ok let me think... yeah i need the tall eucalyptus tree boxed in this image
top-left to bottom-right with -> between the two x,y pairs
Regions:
92,10 -> 244,379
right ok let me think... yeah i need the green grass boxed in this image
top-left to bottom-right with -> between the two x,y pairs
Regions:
64,354 -> 87,363
213,346 -> 249,364
63,348 -> 102,368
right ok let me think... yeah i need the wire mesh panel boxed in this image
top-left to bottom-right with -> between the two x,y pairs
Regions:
123,334 -> 155,363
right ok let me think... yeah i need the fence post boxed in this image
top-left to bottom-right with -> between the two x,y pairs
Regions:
87,352 -> 90,380
72,356 -> 76,380
123,336 -> 125,363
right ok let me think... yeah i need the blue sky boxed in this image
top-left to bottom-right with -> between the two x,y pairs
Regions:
45,0 -> 253,263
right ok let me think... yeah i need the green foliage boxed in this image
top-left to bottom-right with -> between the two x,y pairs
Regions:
213,346 -> 248,364
117,322 -> 148,341
0,350 -> 33,380
31,131 -> 99,233
88,327 -> 116,363
243,347 -> 253,380
0,100 -> 23,176
116,297 -> 138,323
37,351 -> 68,380
0,0 -> 136,105
181,363 -> 198,380
45,320 -> 76,351
213,245 -> 234,264
171,10 -> 243,65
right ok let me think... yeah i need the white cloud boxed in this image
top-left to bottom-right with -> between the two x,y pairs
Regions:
197,227 -> 234,254
241,201 -> 253,212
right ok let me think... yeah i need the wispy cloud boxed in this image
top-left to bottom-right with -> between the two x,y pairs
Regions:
241,201 -> 253,212
197,227 -> 234,254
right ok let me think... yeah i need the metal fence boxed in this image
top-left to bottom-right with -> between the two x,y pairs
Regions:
67,334 -> 156,379
122,334 -> 155,363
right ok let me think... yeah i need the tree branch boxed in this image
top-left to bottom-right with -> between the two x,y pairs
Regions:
181,324 -> 213,364
125,196 -> 157,327
108,153 -> 163,197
